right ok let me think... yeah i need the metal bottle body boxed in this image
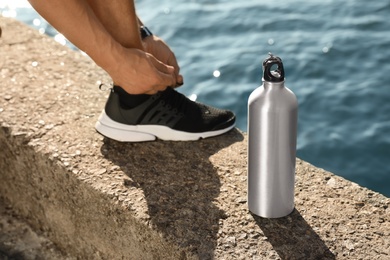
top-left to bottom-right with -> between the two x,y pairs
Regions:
248,80 -> 298,218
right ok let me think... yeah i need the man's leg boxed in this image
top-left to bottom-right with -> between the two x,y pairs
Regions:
85,0 -> 183,86
84,0 -> 155,109
85,0 -> 143,49
29,0 -> 175,93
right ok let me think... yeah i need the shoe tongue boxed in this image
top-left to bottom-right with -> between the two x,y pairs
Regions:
113,85 -> 151,109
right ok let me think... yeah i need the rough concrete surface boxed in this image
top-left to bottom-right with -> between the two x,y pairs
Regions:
0,17 -> 389,259
0,199 -> 76,260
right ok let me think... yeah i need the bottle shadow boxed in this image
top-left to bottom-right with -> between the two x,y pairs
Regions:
252,209 -> 336,259
100,129 -> 244,259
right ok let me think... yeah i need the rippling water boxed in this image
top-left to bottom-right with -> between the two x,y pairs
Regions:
1,0 -> 389,197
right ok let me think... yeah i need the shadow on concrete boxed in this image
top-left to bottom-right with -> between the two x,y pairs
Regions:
101,129 -> 244,259
253,209 -> 335,260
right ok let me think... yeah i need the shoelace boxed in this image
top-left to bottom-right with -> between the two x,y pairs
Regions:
160,88 -> 191,116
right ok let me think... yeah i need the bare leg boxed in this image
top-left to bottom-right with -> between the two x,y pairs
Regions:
85,0 -> 143,50
85,0 -> 184,86
28,0 -> 176,94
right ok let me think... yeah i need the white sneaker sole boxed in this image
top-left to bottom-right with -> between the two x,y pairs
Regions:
95,110 -> 235,142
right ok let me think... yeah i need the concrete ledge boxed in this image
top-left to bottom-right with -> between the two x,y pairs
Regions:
1,17 -> 389,259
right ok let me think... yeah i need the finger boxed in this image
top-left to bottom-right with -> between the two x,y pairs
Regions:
165,53 -> 183,87
156,70 -> 176,89
144,89 -> 159,95
148,53 -> 175,74
148,55 -> 176,87
168,53 -> 180,72
148,59 -> 177,89
175,74 -> 184,87
167,52 -> 181,77
144,79 -> 168,94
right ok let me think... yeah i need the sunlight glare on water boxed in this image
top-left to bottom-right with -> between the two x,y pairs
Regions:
0,0 -> 31,9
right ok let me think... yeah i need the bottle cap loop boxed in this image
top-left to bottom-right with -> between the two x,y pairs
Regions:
263,53 -> 285,82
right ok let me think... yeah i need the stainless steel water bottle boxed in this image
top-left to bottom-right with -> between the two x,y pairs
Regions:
248,53 -> 298,218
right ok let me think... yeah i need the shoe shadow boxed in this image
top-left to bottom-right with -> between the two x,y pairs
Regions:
100,129 -> 244,259
252,209 -> 336,259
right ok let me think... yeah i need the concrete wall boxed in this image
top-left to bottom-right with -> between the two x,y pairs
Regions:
0,17 -> 389,259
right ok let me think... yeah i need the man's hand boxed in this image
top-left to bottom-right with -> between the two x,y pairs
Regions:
106,47 -> 177,95
143,35 -> 184,87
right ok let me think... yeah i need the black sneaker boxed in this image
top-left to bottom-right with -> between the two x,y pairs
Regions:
95,86 -> 236,142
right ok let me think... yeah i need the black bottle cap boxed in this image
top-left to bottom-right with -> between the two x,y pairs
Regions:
262,53 -> 285,82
